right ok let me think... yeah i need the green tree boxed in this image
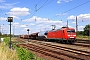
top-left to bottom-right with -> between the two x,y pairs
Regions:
77,31 -> 84,35
0,32 -> 2,36
83,24 -> 90,36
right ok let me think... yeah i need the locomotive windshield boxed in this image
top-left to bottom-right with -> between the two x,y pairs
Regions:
67,30 -> 75,33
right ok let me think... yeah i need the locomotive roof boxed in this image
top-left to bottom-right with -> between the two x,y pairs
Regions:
49,27 -> 75,32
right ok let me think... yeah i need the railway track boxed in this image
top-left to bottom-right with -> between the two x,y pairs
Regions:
48,40 -> 90,47
31,40 -> 90,55
72,42 -> 90,47
16,38 -> 90,47
17,43 -> 73,60
15,38 -> 90,48
72,39 -> 90,47
14,38 -> 90,60
17,43 -> 90,60
76,39 -> 90,44
16,40 -> 90,60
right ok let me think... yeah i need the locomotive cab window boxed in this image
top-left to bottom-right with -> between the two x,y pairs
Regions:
67,30 -> 75,33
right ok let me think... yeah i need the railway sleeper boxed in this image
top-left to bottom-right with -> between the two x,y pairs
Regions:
39,42 -> 90,56
17,43 -> 90,60
17,44 -> 74,60
32,43 -> 88,59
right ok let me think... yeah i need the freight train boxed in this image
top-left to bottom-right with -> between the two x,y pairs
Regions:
20,27 -> 76,43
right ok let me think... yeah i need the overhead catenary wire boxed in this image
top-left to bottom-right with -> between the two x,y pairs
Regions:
50,0 -> 90,19
21,0 -> 90,32
23,0 -> 54,20
50,0 -> 73,14
31,0 -> 54,16
37,0 -> 54,11
20,0 -> 49,21
21,0 -> 54,25
20,0 -> 43,21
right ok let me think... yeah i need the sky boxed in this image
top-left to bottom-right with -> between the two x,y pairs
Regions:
0,0 -> 90,35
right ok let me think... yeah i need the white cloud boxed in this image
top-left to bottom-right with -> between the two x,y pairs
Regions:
68,25 -> 73,28
20,27 -> 30,34
56,13 -> 67,16
23,16 -> 49,22
24,28 -> 30,30
78,14 -> 90,20
20,25 -> 27,28
22,16 -> 67,32
57,0 -> 72,4
57,0 -> 61,3
30,23 -> 35,26
67,13 -> 90,21
8,7 -> 30,16
9,16 -> 20,19
72,22 -> 76,24
23,16 -> 64,26
67,13 -> 90,31
0,17 -> 7,21
64,0 -> 72,2
78,26 -> 84,31
67,15 -> 76,20
13,22 -> 19,26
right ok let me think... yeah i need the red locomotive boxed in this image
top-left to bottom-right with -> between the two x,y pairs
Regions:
37,27 -> 76,43
47,27 -> 76,43
20,27 -> 76,43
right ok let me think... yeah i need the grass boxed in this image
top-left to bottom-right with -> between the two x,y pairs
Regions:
77,35 -> 90,40
0,37 -> 43,60
0,42 -> 19,60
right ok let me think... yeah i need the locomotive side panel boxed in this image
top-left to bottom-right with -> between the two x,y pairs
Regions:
55,30 -> 64,39
47,29 -> 65,40
47,27 -> 76,43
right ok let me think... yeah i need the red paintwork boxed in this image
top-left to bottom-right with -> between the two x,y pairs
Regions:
47,27 -> 76,40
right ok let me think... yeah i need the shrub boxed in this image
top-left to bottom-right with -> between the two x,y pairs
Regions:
17,47 -> 34,60
4,37 -> 10,46
3,37 -> 43,60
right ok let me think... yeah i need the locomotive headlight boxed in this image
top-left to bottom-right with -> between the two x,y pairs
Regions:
68,35 -> 70,36
73,35 -> 76,36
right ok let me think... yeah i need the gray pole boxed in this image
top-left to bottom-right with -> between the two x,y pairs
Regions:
28,31 -> 29,42
27,29 -> 30,42
9,22 -> 12,49
89,25 -> 90,39
8,17 -> 13,49
0,25 -> 2,42
76,16 -> 78,32
89,29 -> 90,36
67,20 -> 68,27
0,25 -> 1,33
